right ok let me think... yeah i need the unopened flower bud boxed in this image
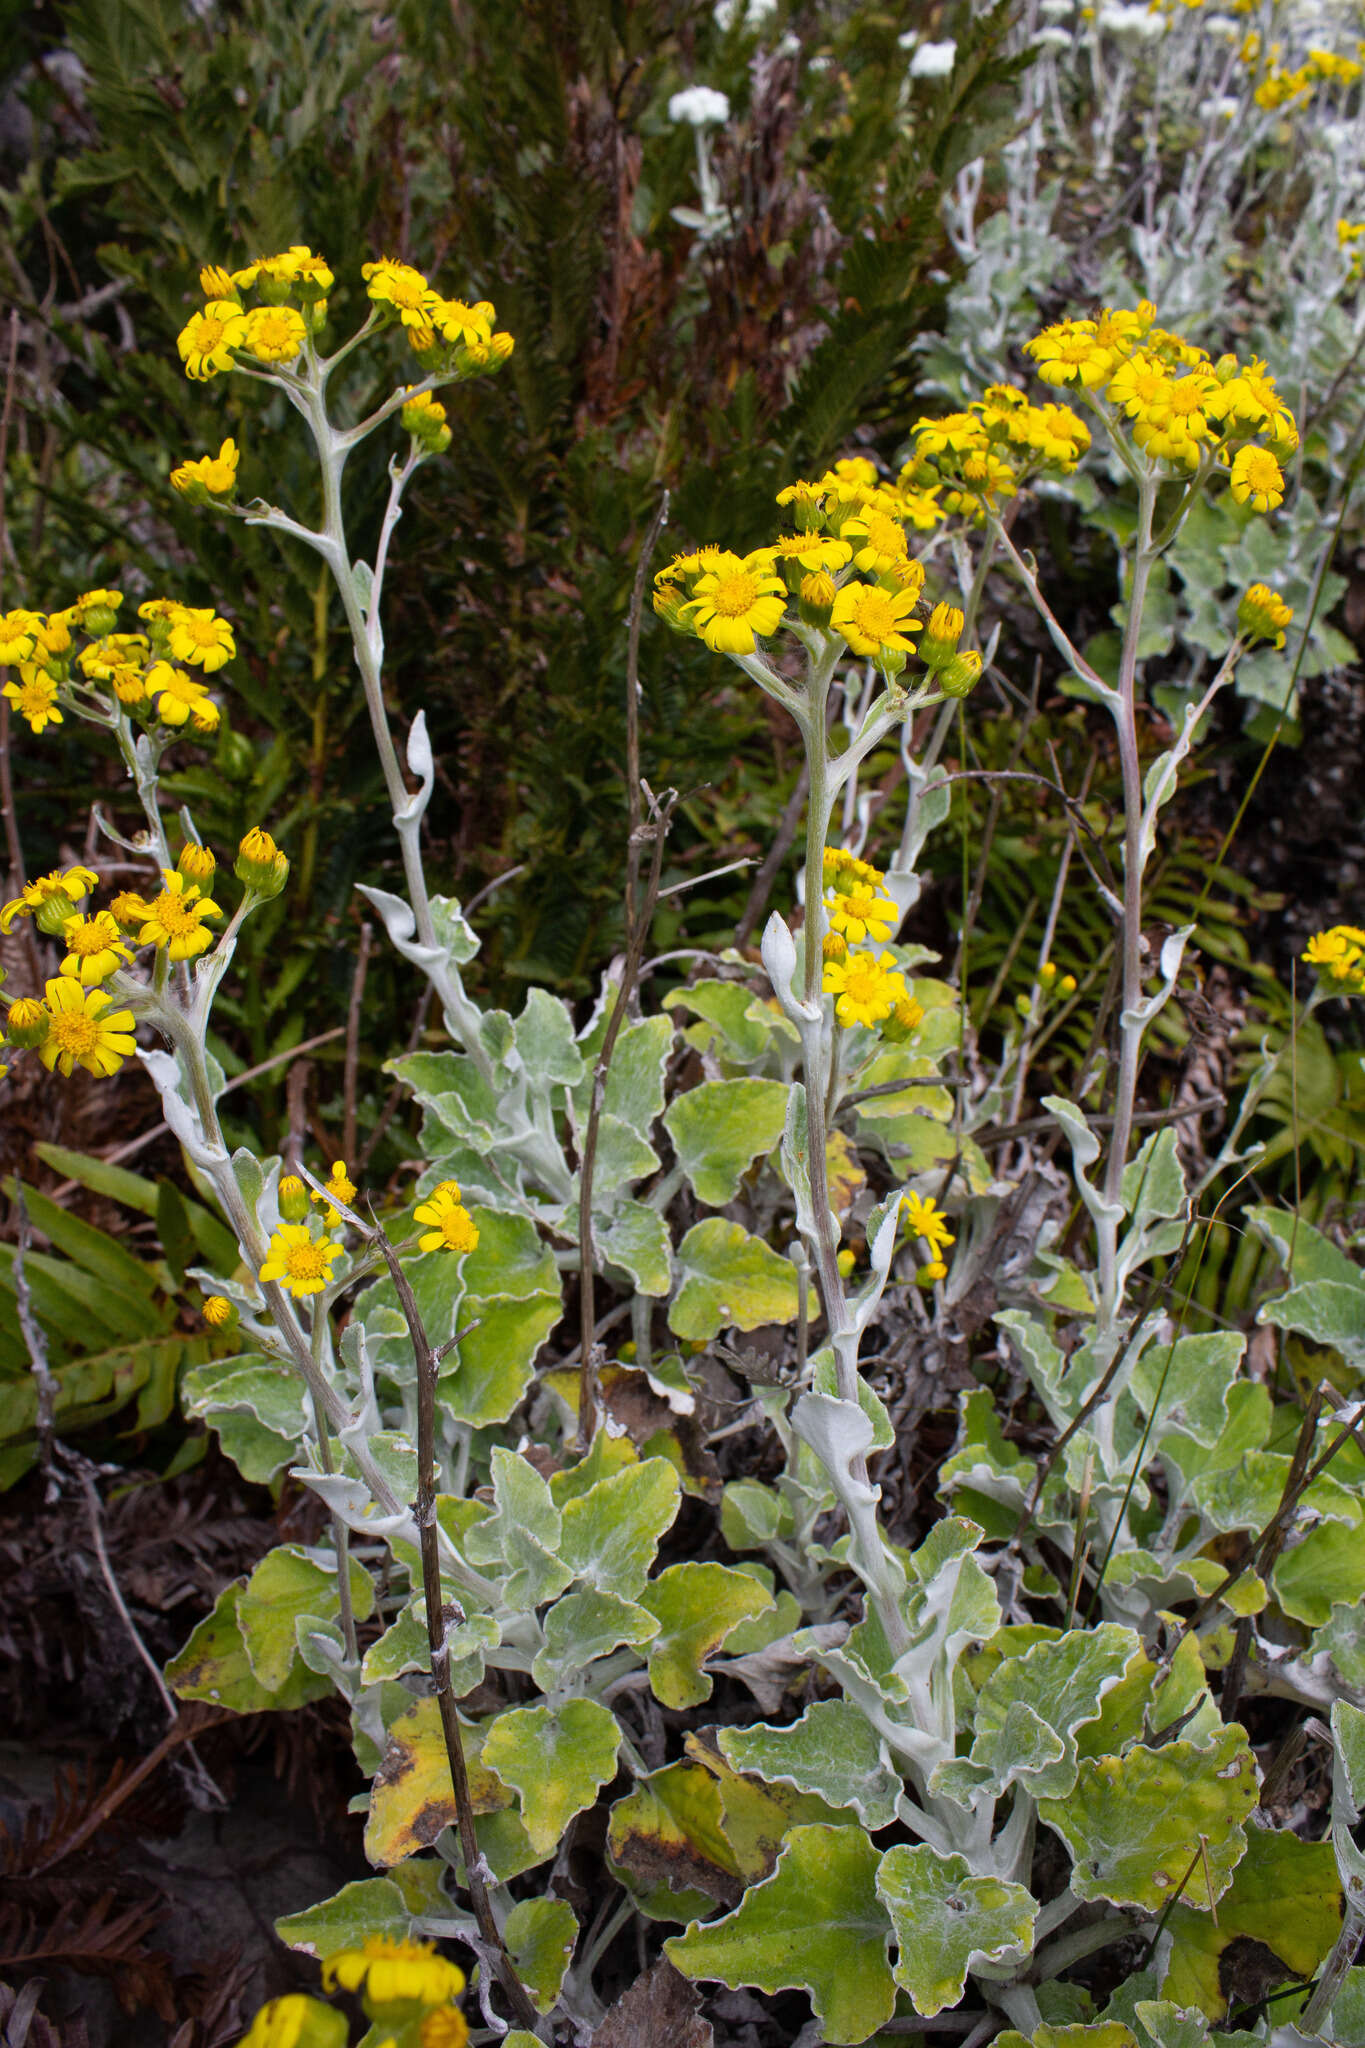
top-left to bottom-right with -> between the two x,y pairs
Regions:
178,842 -> 217,887
836,1248 -> 857,1280
881,994 -> 926,1042
5,997 -> 50,1049
236,827 -> 289,897
822,929 -> 848,963
919,601 -> 965,670
278,1175 -> 310,1222
937,649 -> 982,698
798,570 -> 837,625
199,266 -> 237,301
1059,973 -> 1077,995
202,1295 -> 236,1329
1039,961 -> 1057,983
917,1257 -> 947,1287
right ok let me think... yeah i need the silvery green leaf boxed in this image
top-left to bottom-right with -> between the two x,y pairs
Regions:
1044,1095 -> 1122,1230
762,910 -> 819,1025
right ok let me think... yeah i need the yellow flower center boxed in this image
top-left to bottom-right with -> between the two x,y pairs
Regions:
18,683 -> 53,714
49,1011 -> 100,1056
69,922 -> 108,957
149,889 -> 204,938
1242,450 -> 1279,486
178,617 -> 219,653
253,311 -> 297,349
710,571 -> 761,618
860,513 -> 905,555
198,314 -> 230,348
843,959 -> 884,1003
847,589 -> 897,639
283,1240 -> 331,1283
1167,383 -> 1207,419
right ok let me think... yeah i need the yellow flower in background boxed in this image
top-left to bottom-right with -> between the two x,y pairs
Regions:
680,551 -> 788,654
322,1934 -> 466,2009
178,300 -> 248,379
171,438 -> 240,496
829,581 -> 920,660
0,608 -> 41,662
202,1295 -> 234,1328
37,978 -> 137,1078
241,305 -> 307,365
59,910 -> 133,985
314,1159 -> 358,1227
902,1189 -> 955,1255
167,608 -> 236,671
822,948 -> 908,1028
259,1222 -> 344,1298
766,532 -> 852,574
1229,444 -> 1285,512
413,1180 -> 480,1255
419,2007 -> 469,2048
3,668 -> 63,733
137,870 -> 223,961
199,264 -> 236,300
1303,926 -> 1365,993
825,883 -> 899,945
432,297 -> 495,348
1,865 -> 98,934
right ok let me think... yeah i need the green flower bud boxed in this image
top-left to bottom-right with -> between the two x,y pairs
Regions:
235,827 -> 289,898
277,1175 -> 310,1222
937,649 -> 982,698
5,997 -> 50,1050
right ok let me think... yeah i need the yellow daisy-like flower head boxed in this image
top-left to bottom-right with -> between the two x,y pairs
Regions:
432,297 -> 495,349
146,660 -> 212,726
902,1189 -> 955,1254
33,609 -> 75,659
171,438 -> 240,498
178,301 -> 248,380
3,668 -> 64,734
137,869 -> 223,961
108,889 -> 150,928
240,304 -> 307,366
73,588 -> 124,633
1237,582 -> 1293,647
412,1181 -> 481,1255
1303,926 -> 1365,993
322,1934 -> 466,2010
202,1294 -> 235,1329
198,264 -> 237,301
1025,320 -> 1114,389
258,1222 -> 344,1299
766,532 -> 853,577
37,977 -> 137,1078
825,883 -> 899,945
1,865 -> 98,935
237,1994 -> 346,2048
362,258 -> 436,326
680,551 -> 788,655
167,608 -> 236,671
774,477 -> 829,531
1229,444 -> 1285,514
59,910 -> 134,986
0,608 -> 40,663
314,1159 -> 358,1228
841,507 -> 912,576
821,948 -> 909,1028
829,581 -> 920,662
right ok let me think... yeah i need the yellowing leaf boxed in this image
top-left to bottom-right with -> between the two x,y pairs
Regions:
1162,1825 -> 1342,2019
365,1699 -> 511,1866
483,1699 -> 621,1860
877,1844 -> 1037,2016
640,1562 -> 773,1708
669,1219 -> 811,1342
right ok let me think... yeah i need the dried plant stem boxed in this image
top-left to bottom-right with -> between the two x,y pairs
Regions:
369,1222 -> 543,2039
343,919 -> 373,1167
12,1191 -> 58,1476
577,788 -> 679,1446
624,491 -> 670,948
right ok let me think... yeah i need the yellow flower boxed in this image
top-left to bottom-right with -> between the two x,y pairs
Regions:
1,865 -> 98,934
362,258 -> 436,325
109,889 -> 151,928
73,588 -> 124,630
4,997 -> 50,1050
419,2009 -> 469,2048
841,507 -> 912,576
178,842 -> 217,886
914,412 -> 988,460
259,1222 -> 344,1298
278,1175 -> 311,1222
680,552 -> 788,654
314,1160 -> 358,1228
401,389 -> 451,451
178,301 -> 248,380
198,264 -> 236,300
413,1181 -> 480,1255
829,581 -> 920,660
1229,445 -> 1285,513
1025,320 -> 1114,389
1237,582 -> 1293,647
202,1295 -> 234,1328
37,977 -> 137,1078
766,532 -> 852,574
824,846 -> 884,890
236,1994 -> 342,2048
167,609 -> 236,671
3,668 -> 64,733
1303,926 -> 1365,993
253,245 -> 335,293
59,910 -> 134,985
902,1189 -> 955,1254
0,608 -> 40,662
432,297 -> 496,348
241,305 -> 307,366
146,660 -> 213,726
109,662 -> 149,706
33,609 -> 75,658
171,438 -> 240,497
322,1935 -> 466,2009
137,870 -> 223,961
821,948 -> 908,1028
825,884 -> 899,945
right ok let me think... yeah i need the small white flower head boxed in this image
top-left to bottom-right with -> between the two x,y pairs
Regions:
714,0 -> 778,26
775,28 -> 801,56
1199,93 -> 1240,118
1097,2 -> 1164,34
668,85 -> 732,127
1034,26 -> 1073,47
1203,11 -> 1240,33
1040,0 -> 1074,17
909,37 -> 957,75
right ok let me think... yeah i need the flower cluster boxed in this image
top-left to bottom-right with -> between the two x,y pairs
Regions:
237,1934 -> 468,2047
176,247 -> 332,380
1250,41 -> 1362,109
996,302 -> 1299,503
652,459 -> 977,692
1303,926 -> 1365,996
413,1179 -> 480,1255
360,257 -> 514,378
0,590 -> 235,737
902,1188 -> 956,1284
906,382 -> 1091,520
0,831 -> 287,1080
819,848 -> 926,1036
